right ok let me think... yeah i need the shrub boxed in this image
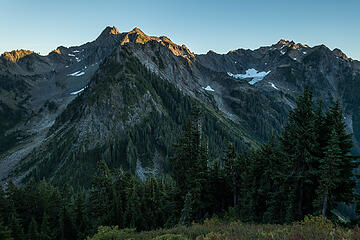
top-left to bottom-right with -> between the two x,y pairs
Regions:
153,234 -> 188,240
195,232 -> 226,240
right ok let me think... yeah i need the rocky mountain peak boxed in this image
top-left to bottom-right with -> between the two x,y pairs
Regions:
102,26 -> 120,35
129,27 -> 145,35
109,26 -> 120,35
333,48 -> 350,60
95,26 -> 121,42
120,27 -> 159,45
2,49 -> 34,62
276,39 -> 309,50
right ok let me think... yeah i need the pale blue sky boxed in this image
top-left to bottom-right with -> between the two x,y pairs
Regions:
1,0 -> 360,59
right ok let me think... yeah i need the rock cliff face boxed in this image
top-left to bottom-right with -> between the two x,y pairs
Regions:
1,26 -> 360,186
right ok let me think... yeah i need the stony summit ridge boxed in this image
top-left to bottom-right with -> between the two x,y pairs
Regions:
0,26 -> 360,188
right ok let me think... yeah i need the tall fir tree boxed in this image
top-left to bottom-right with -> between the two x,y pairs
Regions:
40,212 -> 52,240
315,129 -> 343,216
27,217 -> 39,240
0,218 -> 13,240
278,87 -> 319,221
179,192 -> 193,226
170,104 -> 209,221
222,141 -> 239,208
8,213 -> 25,240
314,101 -> 358,216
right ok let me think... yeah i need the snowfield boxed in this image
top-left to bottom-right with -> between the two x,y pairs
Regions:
269,82 -> 279,90
70,87 -> 86,95
204,85 -> 215,92
228,68 -> 271,85
68,71 -> 85,77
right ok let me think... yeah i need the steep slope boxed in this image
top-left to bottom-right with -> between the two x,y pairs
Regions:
14,45 -> 256,186
0,26 -> 127,182
1,27 -> 360,186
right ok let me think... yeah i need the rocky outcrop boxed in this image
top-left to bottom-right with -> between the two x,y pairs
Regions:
1,26 -> 360,186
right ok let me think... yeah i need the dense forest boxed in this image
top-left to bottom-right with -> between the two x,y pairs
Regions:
0,88 -> 359,240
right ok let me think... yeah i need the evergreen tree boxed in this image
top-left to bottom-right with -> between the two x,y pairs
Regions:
251,137 -> 279,222
0,219 -> 13,240
170,104 -> 209,220
222,141 -> 239,208
27,217 -> 39,240
73,194 -> 89,239
314,101 -> 358,216
124,175 -> 142,229
58,206 -> 76,240
179,192 -> 193,226
89,161 -> 117,226
315,129 -> 343,216
8,213 -> 25,240
278,87 -> 319,221
324,102 -> 358,204
40,212 -> 52,240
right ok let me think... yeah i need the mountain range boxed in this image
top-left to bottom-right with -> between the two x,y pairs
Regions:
1,26 -> 360,187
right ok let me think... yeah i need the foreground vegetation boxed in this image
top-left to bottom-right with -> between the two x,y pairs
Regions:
88,216 -> 360,240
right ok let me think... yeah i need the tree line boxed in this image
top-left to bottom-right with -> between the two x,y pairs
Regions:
0,87 -> 359,239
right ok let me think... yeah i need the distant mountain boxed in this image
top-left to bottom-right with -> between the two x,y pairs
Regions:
1,26 -> 360,186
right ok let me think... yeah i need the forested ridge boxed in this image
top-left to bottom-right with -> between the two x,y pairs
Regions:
0,88 -> 359,240
19,54 -> 254,187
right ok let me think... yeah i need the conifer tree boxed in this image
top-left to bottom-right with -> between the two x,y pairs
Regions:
124,174 -> 143,229
179,192 -> 193,226
315,129 -> 343,216
314,101 -> 358,216
73,194 -> 89,239
0,219 -> 13,240
89,161 -> 117,226
222,141 -> 239,208
27,217 -> 39,240
58,206 -> 76,240
8,213 -> 25,240
324,102 -> 358,204
278,87 -> 319,220
40,212 -> 52,240
171,104 -> 209,220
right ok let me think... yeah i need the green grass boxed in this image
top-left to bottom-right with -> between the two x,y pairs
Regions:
87,216 -> 360,240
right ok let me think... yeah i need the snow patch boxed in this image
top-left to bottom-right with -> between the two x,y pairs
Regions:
227,68 -> 271,85
73,50 -> 80,53
303,51 -> 307,55
280,50 -> 286,55
293,57 -> 297,60
204,85 -> 215,92
70,87 -> 85,95
269,82 -> 279,90
68,70 -> 85,77
68,53 -> 75,57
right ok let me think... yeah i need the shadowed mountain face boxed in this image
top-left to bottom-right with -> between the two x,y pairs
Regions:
1,26 -> 360,186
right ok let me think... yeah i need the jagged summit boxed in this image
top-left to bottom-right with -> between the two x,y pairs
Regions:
275,39 -> 309,49
130,27 -> 145,35
120,27 -> 157,45
2,49 -> 34,62
95,26 -> 122,42
333,48 -> 350,60
102,26 -> 120,35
